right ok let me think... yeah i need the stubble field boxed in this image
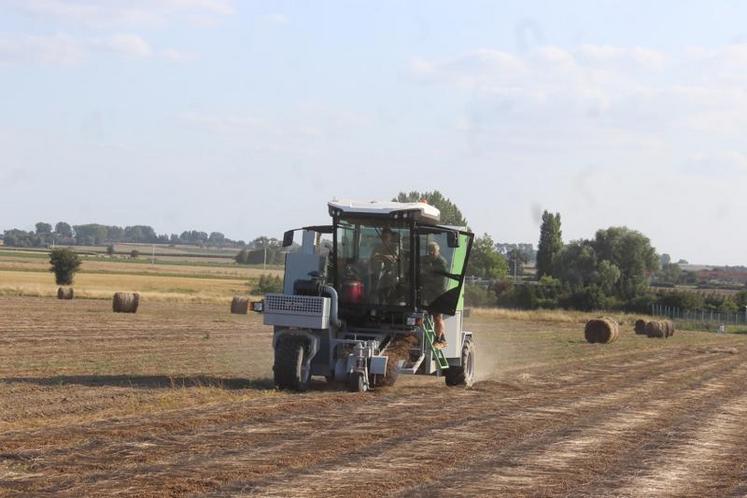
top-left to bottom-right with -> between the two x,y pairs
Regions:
1,296 -> 747,497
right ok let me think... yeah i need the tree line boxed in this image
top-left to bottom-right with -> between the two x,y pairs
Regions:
2,221 -> 247,249
462,207 -> 740,313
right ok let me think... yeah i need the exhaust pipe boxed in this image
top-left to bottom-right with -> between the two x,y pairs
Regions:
322,285 -> 343,329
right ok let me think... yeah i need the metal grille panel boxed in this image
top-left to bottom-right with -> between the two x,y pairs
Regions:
265,294 -> 325,315
264,293 -> 330,329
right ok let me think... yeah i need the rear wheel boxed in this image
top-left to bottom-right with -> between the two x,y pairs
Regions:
445,338 -> 475,387
274,335 -> 311,392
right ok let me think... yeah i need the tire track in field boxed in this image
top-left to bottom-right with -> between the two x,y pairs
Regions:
191,350 -> 743,497
177,350 -> 744,494
2,346 -> 736,498
1,348 -> 704,496
1,342 -> 703,455
602,390 -> 747,497
399,355 -> 747,497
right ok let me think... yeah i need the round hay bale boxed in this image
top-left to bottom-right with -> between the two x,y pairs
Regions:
645,320 -> 666,338
634,319 -> 646,335
112,292 -> 140,313
230,296 -> 249,314
584,318 -> 619,344
57,287 -> 74,300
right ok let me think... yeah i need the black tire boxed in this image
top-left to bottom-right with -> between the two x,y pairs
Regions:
445,338 -> 475,387
273,335 -> 311,392
348,372 -> 367,392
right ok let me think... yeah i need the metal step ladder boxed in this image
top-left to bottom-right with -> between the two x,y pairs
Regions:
423,314 -> 449,370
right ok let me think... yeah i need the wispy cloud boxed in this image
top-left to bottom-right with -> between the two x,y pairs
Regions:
263,13 -> 289,25
11,0 -> 235,28
98,33 -> 153,57
0,33 -> 84,65
410,44 -> 747,157
0,33 -> 188,65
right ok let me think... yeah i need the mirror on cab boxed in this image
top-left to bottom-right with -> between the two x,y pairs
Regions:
447,230 -> 460,248
282,230 -> 295,247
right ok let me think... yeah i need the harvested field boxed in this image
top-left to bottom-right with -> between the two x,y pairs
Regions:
1,296 -> 747,497
0,249 -> 282,303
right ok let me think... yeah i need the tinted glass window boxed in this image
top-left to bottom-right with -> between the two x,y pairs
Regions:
336,222 -> 411,306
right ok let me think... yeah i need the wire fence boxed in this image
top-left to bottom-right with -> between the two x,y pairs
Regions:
650,303 -> 747,328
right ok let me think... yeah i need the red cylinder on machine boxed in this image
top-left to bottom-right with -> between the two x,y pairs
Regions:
342,280 -> 364,304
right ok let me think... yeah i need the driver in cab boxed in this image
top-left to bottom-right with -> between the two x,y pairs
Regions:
370,227 -> 400,303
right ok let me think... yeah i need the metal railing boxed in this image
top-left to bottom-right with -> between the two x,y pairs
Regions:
650,303 -> 747,326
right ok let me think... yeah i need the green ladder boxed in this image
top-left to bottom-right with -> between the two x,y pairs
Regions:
423,315 -> 449,370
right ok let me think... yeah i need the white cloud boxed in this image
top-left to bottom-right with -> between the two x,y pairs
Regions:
263,13 -> 289,25
411,44 -> 747,141
159,48 -> 194,61
0,32 -> 187,64
11,0 -> 235,28
576,45 -> 666,68
404,43 -> 747,264
0,33 -> 84,65
682,151 -> 747,176
99,34 -> 153,57
179,112 -> 267,133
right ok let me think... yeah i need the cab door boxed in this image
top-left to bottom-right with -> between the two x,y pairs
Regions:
416,227 -> 474,316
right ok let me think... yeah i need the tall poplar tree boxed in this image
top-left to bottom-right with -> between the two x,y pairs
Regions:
536,211 -> 562,278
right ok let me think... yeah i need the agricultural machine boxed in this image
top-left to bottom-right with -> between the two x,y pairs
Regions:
253,200 -> 475,392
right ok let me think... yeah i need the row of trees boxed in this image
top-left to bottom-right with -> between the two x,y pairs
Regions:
463,206 -> 666,311
2,222 -> 246,248
235,237 -> 285,265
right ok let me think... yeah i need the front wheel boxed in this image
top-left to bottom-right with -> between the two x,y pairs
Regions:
348,372 -> 368,392
445,338 -> 475,388
274,335 -> 311,392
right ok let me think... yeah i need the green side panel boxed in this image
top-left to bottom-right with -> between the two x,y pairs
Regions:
447,233 -> 470,311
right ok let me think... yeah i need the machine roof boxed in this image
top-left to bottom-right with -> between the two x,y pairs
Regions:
328,199 -> 441,223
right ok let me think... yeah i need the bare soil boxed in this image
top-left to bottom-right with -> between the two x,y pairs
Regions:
1,296 -> 746,497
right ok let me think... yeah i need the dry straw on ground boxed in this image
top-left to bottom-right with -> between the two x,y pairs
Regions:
230,296 -> 249,314
380,334 -> 419,386
3,297 -> 747,496
113,292 -> 140,313
584,318 -> 620,344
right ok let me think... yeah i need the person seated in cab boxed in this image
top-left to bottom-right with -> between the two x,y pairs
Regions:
421,241 -> 448,349
370,227 -> 401,304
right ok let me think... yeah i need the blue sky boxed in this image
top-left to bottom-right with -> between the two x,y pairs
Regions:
2,1 -> 747,264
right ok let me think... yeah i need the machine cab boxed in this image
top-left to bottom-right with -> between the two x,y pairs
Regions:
328,200 -> 473,324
